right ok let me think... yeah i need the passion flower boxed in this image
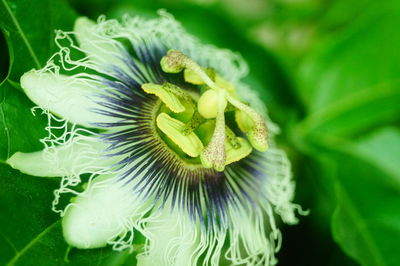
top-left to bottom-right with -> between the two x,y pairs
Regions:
7,12 -> 302,265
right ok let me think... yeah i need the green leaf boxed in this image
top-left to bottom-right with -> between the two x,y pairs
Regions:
0,162 -> 139,266
0,0 -> 78,159
0,162 -> 59,265
0,29 -> 9,82
0,81 -> 47,161
353,128 -> 400,184
0,0 -> 77,82
318,128 -> 400,266
296,6 -> 400,137
296,82 -> 400,138
7,222 -> 137,266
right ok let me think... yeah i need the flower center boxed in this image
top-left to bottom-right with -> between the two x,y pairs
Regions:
141,50 -> 268,172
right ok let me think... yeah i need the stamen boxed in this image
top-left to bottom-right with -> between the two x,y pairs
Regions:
224,126 -> 252,166
156,112 -> 204,157
163,82 -> 195,106
161,50 -> 222,91
142,83 -> 185,113
235,110 -> 254,133
184,67 -> 234,92
184,67 -> 214,85
200,90 -> 227,171
225,126 -> 240,149
160,49 -> 188,73
227,94 -> 269,152
225,137 -> 252,165
183,111 -> 205,136
215,75 -> 235,92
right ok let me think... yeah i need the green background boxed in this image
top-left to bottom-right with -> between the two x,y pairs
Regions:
1,0 -> 400,265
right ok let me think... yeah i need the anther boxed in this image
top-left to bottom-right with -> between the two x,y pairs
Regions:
227,95 -> 268,152
142,83 -> 185,113
160,50 -> 188,73
156,113 -> 204,157
225,126 -> 240,149
163,82 -> 194,105
160,50 -> 221,92
225,137 -> 252,165
184,67 -> 215,85
183,111 -> 204,136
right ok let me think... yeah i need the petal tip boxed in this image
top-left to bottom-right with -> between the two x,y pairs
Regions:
5,151 -> 54,177
6,152 -> 20,169
20,70 -> 38,92
61,180 -> 138,250
74,17 -> 95,33
62,203 -> 111,249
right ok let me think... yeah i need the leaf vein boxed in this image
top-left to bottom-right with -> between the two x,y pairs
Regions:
1,0 -> 41,69
0,98 -> 11,159
335,184 -> 387,266
5,221 -> 60,266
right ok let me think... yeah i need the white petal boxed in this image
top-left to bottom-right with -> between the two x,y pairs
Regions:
62,174 -> 148,249
137,208 -> 200,266
21,71 -> 117,127
74,17 -> 125,68
6,136 -> 115,177
74,17 -> 152,83
226,203 -> 278,265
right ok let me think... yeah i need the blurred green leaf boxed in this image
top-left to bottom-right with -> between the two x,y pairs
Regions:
296,82 -> 400,138
0,0 -> 76,82
297,7 -> 400,137
292,4 -> 400,264
317,128 -> 400,266
353,128 -> 400,184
